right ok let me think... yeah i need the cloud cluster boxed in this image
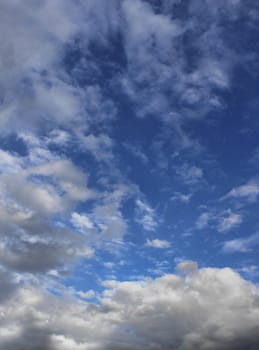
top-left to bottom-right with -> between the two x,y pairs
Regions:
0,154 -> 96,274
0,1 -> 259,349
1,265 -> 259,350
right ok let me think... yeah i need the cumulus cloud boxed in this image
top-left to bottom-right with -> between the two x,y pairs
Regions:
0,152 -> 98,274
1,265 -> 259,350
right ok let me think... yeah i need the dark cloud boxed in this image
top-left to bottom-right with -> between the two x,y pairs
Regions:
1,326 -> 53,350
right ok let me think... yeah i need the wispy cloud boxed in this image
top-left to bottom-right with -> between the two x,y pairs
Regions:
223,182 -> 259,203
135,198 -> 158,231
223,232 -> 259,253
196,209 -> 243,233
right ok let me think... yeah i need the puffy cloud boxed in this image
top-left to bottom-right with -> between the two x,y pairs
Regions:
0,0 -> 81,131
76,289 -> 96,300
1,265 -> 259,349
71,212 -> 94,231
0,159 -> 95,215
145,238 -> 170,249
0,155 -> 97,274
0,149 -> 22,174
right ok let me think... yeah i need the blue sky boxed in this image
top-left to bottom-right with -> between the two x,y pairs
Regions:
1,1 -> 259,349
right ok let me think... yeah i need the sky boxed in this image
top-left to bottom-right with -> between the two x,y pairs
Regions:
0,0 -> 259,349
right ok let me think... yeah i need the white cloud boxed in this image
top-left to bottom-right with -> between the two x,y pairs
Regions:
71,212 -> 94,231
1,265 -> 259,349
217,210 -> 243,233
0,159 -> 95,215
123,142 -> 149,164
145,239 -> 170,249
175,163 -> 203,185
76,289 -> 95,300
223,232 -> 259,253
79,133 -> 114,163
171,192 -> 192,204
196,212 -> 211,229
0,152 -> 98,274
0,1 -> 82,131
223,182 -> 259,203
135,199 -> 158,231
196,209 -> 242,233
0,149 -> 23,174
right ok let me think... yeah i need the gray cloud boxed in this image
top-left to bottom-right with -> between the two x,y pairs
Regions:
1,265 -> 259,350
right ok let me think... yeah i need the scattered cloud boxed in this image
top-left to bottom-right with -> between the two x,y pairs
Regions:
196,209 -> 242,233
145,238 -> 170,249
0,1 -> 259,349
217,211 -> 243,233
223,182 -> 259,203
196,212 -> 211,230
171,192 -> 192,204
175,163 -> 204,185
135,198 -> 158,231
223,232 -> 259,253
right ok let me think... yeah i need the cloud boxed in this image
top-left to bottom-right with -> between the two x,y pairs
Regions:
0,0 -> 81,131
79,133 -> 114,163
223,182 -> 259,203
1,265 -> 259,349
175,163 -> 204,185
171,192 -> 192,204
76,289 -> 95,300
0,154 -> 97,274
217,211 -> 243,233
123,142 -> 149,164
196,212 -> 211,230
223,232 -> 259,253
0,159 -> 95,215
0,1 -> 259,349
145,238 -> 170,249
71,212 -> 94,231
196,209 -> 242,233
135,198 -> 158,231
